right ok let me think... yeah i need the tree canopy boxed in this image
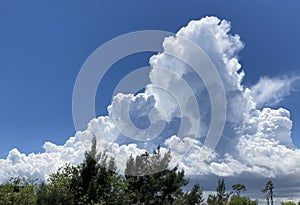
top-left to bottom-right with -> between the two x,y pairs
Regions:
1,137 -> 204,205
0,138 -> 298,205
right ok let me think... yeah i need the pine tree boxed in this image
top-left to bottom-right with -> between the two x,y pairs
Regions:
183,183 -> 205,205
208,179 -> 231,205
124,146 -> 203,205
261,180 -> 275,205
207,194 -> 218,205
232,183 -> 247,196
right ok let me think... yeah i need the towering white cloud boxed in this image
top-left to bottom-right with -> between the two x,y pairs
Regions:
0,16 -> 299,191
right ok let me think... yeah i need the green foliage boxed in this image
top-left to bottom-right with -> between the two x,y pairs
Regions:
35,164 -> 79,205
182,183 -> 205,205
281,202 -> 296,205
124,146 -> 203,205
228,195 -> 258,205
207,179 -> 232,205
0,138 -> 285,205
261,180 -> 275,205
35,137 -> 128,205
232,183 -> 247,196
0,177 -> 37,205
228,183 -> 257,205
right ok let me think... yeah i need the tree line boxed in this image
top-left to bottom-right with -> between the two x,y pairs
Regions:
0,138 -> 298,205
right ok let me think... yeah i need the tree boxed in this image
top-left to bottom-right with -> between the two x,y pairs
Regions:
216,179 -> 231,204
36,164 -> 80,205
75,136 -> 128,204
207,179 -> 231,205
183,183 -> 205,205
281,202 -> 296,205
207,194 -> 218,205
3,137 -> 275,205
78,137 -> 99,201
125,146 -> 203,205
36,137 -> 128,205
261,180 -> 275,205
0,177 -> 37,205
173,183 -> 205,205
228,195 -> 258,205
229,183 -> 255,205
232,183 -> 247,196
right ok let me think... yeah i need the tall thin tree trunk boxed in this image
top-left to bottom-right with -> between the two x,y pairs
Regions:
270,194 -> 273,205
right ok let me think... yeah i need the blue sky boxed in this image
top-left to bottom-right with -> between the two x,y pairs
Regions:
1,1 -> 300,202
1,0 -> 299,157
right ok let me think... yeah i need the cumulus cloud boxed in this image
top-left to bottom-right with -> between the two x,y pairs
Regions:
236,108 -> 300,176
0,140 -> 85,181
0,16 -> 300,201
149,17 -> 248,127
250,76 -> 299,108
146,16 -> 300,180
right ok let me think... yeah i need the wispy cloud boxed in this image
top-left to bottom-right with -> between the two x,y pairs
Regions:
250,75 -> 299,108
